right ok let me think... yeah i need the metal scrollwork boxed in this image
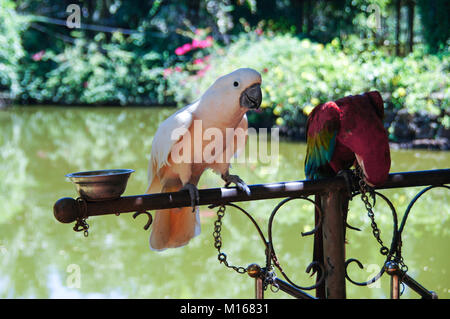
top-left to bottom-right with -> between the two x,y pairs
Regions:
209,196 -> 326,294
132,211 -> 153,230
344,187 -> 399,286
267,196 -> 326,291
344,169 -> 449,294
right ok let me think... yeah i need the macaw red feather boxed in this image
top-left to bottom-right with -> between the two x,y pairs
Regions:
304,91 -> 390,186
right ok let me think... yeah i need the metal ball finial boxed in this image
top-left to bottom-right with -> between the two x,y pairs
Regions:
53,197 -> 79,224
246,263 -> 261,278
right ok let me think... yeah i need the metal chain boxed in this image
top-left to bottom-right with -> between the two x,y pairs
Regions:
212,205 -> 247,274
73,197 -> 89,237
73,218 -> 89,237
211,204 -> 281,293
356,167 -> 389,256
356,167 -> 409,273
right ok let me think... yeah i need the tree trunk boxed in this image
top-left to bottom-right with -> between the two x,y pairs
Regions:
306,0 -> 313,35
292,0 -> 304,34
395,0 -> 402,56
407,0 -> 415,53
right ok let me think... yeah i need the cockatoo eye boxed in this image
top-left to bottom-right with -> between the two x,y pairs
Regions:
233,81 -> 239,87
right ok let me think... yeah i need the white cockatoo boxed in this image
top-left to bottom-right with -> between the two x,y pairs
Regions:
146,68 -> 262,250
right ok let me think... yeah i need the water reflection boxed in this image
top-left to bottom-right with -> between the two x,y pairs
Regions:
0,106 -> 449,299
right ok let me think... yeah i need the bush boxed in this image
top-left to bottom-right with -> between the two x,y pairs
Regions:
17,34 -> 169,105
166,33 -> 449,139
0,0 -> 28,98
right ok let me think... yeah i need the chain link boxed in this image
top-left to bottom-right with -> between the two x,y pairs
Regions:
73,197 -> 89,237
356,167 -> 408,273
211,204 -> 282,293
356,167 -> 389,256
212,205 -> 247,274
73,218 -> 89,237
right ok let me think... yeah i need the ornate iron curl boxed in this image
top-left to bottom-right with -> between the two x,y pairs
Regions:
209,203 -> 268,245
344,191 -> 399,286
267,196 -> 326,291
209,197 -> 326,291
132,211 -> 153,230
398,185 -> 450,236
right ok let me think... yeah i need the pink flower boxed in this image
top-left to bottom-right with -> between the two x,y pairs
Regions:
175,47 -> 184,55
182,43 -> 192,52
32,50 -> 45,61
192,38 -> 202,48
255,28 -> 263,36
193,58 -> 204,65
174,66 -> 182,72
175,43 -> 193,55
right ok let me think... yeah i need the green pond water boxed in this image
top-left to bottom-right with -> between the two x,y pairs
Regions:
1,106 -> 449,299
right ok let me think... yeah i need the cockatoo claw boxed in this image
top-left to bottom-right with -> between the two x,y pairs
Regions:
181,183 -> 200,212
223,174 -> 251,196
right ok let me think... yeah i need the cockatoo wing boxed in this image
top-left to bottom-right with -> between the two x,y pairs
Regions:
147,102 -> 197,192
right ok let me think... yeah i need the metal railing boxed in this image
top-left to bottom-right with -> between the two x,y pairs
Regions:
53,168 -> 450,299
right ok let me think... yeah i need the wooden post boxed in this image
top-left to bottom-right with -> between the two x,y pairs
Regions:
321,190 -> 347,299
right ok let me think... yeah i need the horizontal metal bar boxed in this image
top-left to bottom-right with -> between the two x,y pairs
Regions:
401,272 -> 438,299
54,169 -> 450,224
378,169 -> 450,190
273,278 -> 317,299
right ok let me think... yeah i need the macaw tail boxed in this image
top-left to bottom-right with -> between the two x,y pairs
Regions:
148,181 -> 201,251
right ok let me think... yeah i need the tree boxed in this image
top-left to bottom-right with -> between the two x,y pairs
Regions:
417,0 -> 449,53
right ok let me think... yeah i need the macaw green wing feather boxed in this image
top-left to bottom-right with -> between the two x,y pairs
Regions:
305,129 -> 337,180
304,102 -> 341,180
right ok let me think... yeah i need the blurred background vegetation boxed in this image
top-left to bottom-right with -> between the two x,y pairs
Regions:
0,0 -> 449,299
0,0 -> 448,146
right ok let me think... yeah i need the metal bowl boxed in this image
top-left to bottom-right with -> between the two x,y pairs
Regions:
65,169 -> 134,201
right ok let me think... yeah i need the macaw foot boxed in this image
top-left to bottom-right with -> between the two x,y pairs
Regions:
222,173 -> 251,196
336,169 -> 361,232
336,169 -> 356,197
181,183 -> 200,212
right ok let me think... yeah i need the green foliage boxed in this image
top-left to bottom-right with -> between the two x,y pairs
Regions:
1,0 -> 448,139
0,0 -> 28,97
18,36 -> 168,105
167,33 -> 449,138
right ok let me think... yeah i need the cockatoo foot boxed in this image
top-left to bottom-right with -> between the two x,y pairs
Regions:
181,183 -> 200,212
222,174 -> 251,196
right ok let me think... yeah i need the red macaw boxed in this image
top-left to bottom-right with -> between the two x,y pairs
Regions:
305,91 -> 391,185
304,91 -> 391,298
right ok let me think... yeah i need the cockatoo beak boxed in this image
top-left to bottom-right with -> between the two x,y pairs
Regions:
240,83 -> 262,109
